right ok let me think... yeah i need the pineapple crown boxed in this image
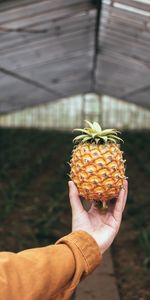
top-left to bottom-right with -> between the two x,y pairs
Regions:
73,120 -> 123,144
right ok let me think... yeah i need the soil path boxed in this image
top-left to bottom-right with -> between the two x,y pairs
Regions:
75,250 -> 120,300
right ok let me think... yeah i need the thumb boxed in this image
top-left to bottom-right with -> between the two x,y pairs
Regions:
68,181 -> 84,215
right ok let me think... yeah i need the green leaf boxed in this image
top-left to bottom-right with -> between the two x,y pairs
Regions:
92,122 -> 102,132
108,135 -> 124,142
91,133 -> 97,138
84,120 -> 94,129
82,136 -> 92,143
73,122 -> 123,144
74,129 -> 89,134
101,129 -> 118,136
100,136 -> 108,143
95,138 -> 100,144
107,137 -> 116,143
73,134 -> 87,141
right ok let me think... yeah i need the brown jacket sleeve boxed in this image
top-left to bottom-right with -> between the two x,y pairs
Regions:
0,230 -> 101,300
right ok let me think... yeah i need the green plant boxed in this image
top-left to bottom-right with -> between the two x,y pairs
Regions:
139,230 -> 150,268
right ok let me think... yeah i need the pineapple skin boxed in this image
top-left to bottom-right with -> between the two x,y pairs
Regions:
70,143 -> 125,202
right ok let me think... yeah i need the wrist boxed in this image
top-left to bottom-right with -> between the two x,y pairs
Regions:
92,231 -> 104,255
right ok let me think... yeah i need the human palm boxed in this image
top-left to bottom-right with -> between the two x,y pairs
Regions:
69,181 -> 128,254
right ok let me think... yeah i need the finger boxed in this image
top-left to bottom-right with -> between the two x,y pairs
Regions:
68,181 -> 84,215
115,179 -> 128,212
122,180 -> 128,211
112,180 -> 128,222
89,201 -> 97,213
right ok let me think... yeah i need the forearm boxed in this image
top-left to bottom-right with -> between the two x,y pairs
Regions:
0,231 -> 101,300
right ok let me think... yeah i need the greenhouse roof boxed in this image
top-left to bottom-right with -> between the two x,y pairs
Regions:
0,0 -> 150,113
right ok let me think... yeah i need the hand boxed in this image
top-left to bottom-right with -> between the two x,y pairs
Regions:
69,180 -> 128,255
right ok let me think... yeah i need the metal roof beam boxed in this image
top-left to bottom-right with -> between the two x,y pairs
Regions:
0,66 -> 65,98
91,0 -> 103,90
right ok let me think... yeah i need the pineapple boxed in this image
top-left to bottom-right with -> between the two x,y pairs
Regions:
70,121 -> 126,208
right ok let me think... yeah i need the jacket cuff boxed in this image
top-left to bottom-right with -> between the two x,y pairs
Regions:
56,230 -> 101,274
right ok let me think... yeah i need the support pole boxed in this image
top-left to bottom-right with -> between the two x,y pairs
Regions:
81,94 -> 86,127
91,0 -> 103,90
98,94 -> 103,126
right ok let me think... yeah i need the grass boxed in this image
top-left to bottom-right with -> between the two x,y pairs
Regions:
0,127 -> 149,299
